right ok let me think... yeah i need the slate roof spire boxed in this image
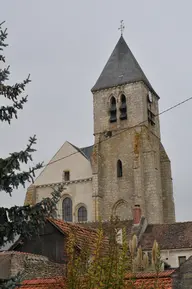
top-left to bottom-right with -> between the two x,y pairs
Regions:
92,36 -> 157,96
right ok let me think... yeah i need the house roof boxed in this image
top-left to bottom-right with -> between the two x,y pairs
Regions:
127,277 -> 172,289
49,218 -> 108,251
17,278 -> 66,289
92,36 -> 157,96
9,219 -> 108,255
126,269 -> 175,279
81,220 -> 192,251
17,271 -> 174,289
139,221 -> 192,250
126,270 -> 174,289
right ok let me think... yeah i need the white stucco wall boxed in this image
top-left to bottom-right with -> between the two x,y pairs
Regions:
144,248 -> 192,268
34,141 -> 92,186
35,180 -> 93,222
57,181 -> 93,222
31,141 -> 93,221
161,249 -> 192,268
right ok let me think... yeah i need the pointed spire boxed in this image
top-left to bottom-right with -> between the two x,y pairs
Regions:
92,36 -> 157,96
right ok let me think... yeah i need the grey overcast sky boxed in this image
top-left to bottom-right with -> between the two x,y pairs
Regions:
1,1 -> 192,222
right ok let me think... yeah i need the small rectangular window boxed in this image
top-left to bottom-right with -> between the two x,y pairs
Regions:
64,171 -> 70,181
178,256 -> 186,266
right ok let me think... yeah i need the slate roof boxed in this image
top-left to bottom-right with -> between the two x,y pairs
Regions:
92,36 -> 157,96
80,145 -> 93,160
139,221 -> 192,250
82,220 -> 192,252
69,142 -> 93,161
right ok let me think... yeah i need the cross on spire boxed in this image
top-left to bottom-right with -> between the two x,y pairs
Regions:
118,20 -> 125,36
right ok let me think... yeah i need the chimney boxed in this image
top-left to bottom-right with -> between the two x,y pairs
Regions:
133,205 -> 141,225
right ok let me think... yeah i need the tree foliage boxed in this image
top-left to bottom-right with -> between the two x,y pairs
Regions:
65,217 -> 164,289
0,21 -> 61,287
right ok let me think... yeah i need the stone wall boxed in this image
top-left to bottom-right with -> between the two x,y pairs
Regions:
0,252 -> 65,280
160,144 -> 176,223
92,81 -> 175,223
142,129 -> 164,224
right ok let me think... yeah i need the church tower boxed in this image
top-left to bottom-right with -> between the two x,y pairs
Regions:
91,35 -> 175,224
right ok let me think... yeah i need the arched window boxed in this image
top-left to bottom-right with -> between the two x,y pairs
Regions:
117,160 -> 123,177
109,96 -> 117,123
62,197 -> 72,222
78,206 -> 87,222
119,94 -> 127,120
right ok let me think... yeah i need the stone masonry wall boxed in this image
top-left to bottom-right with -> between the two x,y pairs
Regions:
93,82 -> 146,136
10,253 -> 65,280
92,81 -> 174,223
92,82 -> 147,221
142,129 -> 164,223
96,129 -> 136,220
160,144 -> 176,223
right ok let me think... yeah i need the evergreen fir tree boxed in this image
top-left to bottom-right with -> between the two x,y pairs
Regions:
0,21 -> 62,287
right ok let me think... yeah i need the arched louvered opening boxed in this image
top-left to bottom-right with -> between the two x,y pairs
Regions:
117,159 -> 123,177
109,96 -> 117,123
62,197 -> 72,222
119,94 -> 127,120
78,206 -> 87,222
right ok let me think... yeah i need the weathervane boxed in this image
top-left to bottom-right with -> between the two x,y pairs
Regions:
118,20 -> 125,36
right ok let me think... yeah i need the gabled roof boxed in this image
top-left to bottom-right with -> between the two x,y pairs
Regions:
9,219 -> 108,254
139,221 -> 192,250
92,36 -> 157,96
49,219 -> 108,252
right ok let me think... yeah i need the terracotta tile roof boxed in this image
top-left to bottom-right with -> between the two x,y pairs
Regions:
126,269 -> 175,278
125,270 -> 174,289
139,222 -> 192,250
18,272 -> 173,289
49,219 -> 108,251
17,278 -> 66,289
126,277 -> 172,289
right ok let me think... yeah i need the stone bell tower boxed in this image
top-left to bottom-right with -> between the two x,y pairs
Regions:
91,34 -> 175,224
